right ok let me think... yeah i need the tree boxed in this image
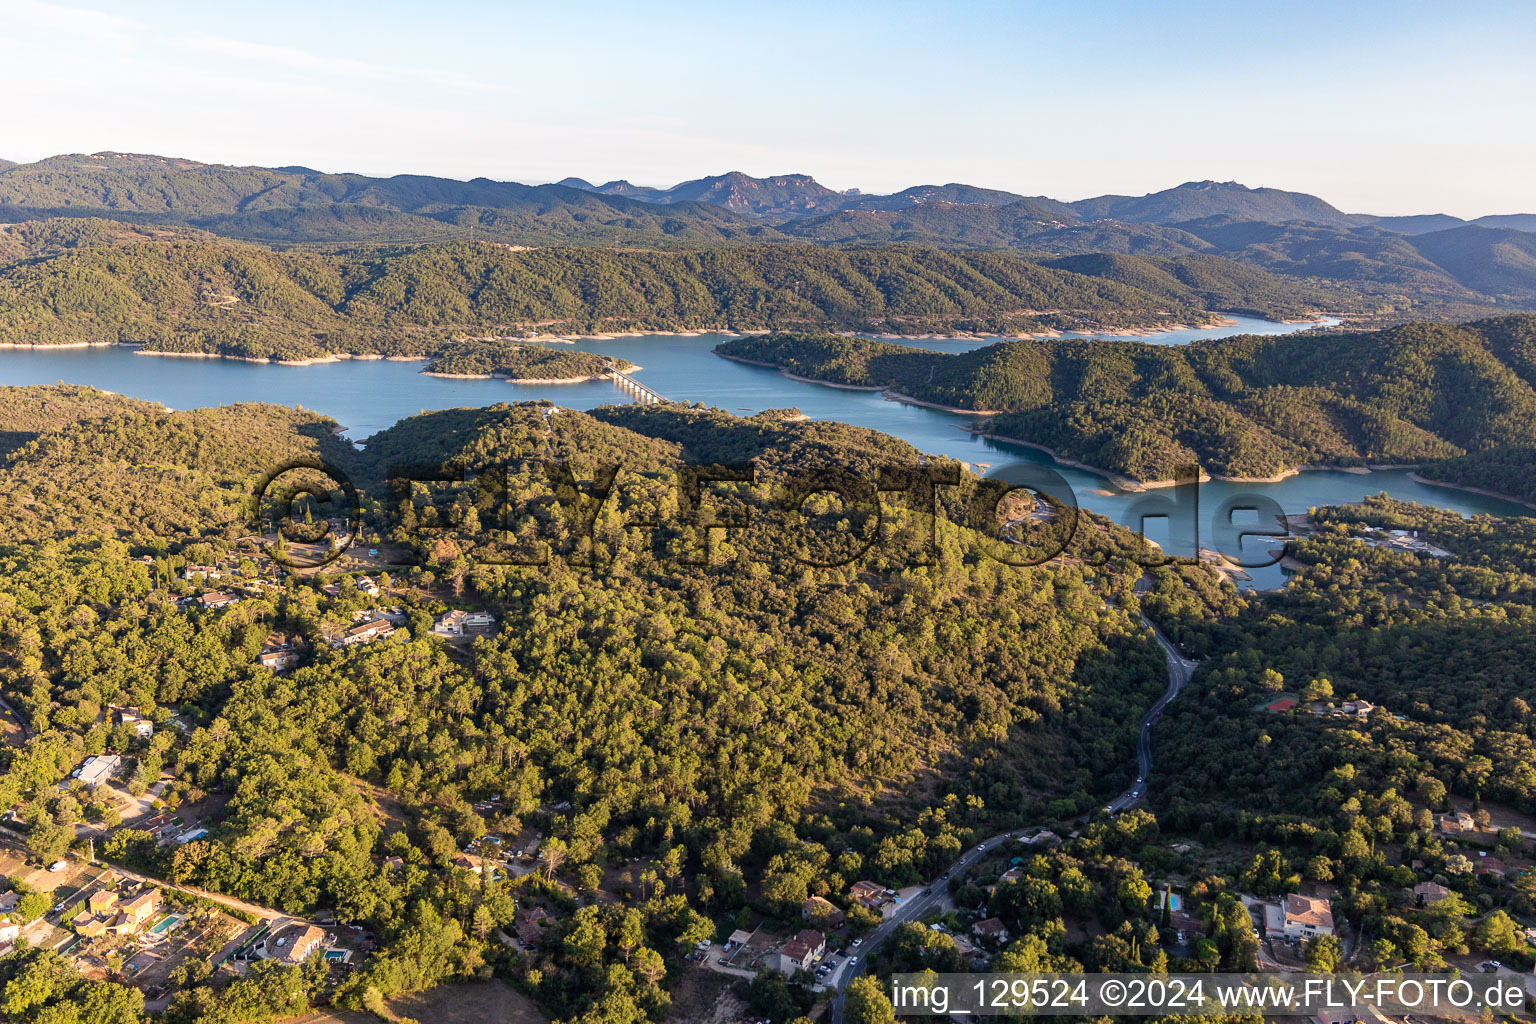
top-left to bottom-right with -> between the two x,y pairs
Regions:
27,818 -> 72,864
1367,937 -> 1398,970
1305,934 -> 1342,972
15,891 -> 51,923
539,836 -> 568,879
747,970 -> 802,1023
1473,911 -> 1522,956
634,947 -> 666,987
845,974 -> 896,1024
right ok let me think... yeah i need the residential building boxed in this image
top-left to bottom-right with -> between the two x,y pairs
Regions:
199,591 -> 240,610
88,889 -> 119,915
120,889 -> 161,929
432,609 -> 497,637
286,924 -> 325,963
73,754 -> 122,787
1170,909 -> 1206,943
0,920 -> 18,944
777,928 -> 826,972
1282,894 -> 1334,941
848,880 -> 899,919
1475,856 -> 1508,878
71,911 -> 109,937
1413,881 -> 1450,905
183,565 -> 221,582
356,576 -> 381,596
1439,810 -> 1477,834
258,649 -> 301,671
338,618 -> 394,646
801,895 -> 846,930
118,709 -> 153,737
972,918 -> 1010,944
514,907 -> 550,946
1342,699 -> 1376,719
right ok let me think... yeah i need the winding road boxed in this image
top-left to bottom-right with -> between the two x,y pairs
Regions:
828,613 -> 1196,1023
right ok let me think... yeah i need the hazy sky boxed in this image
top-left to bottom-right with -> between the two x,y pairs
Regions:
1,0 -> 1532,217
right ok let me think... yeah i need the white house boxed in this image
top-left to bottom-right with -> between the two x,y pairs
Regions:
1282,894 -> 1334,941
432,609 -> 496,637
73,754 -> 123,787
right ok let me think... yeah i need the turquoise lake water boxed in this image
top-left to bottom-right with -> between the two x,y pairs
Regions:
2,316 -> 1526,587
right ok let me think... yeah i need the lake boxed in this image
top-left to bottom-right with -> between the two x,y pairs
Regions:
2,316 -> 1526,587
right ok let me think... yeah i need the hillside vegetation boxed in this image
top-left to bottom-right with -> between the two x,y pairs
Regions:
0,386 -> 1170,1020
717,316 -> 1536,481
5,154 -> 1536,317
0,227 -> 1257,359
421,342 -> 618,380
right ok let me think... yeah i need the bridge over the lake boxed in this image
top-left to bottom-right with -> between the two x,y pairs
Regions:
607,363 -> 670,405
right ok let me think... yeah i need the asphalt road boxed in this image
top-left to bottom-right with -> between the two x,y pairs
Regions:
829,614 -> 1196,1024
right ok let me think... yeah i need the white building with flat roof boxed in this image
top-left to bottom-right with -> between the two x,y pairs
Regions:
73,754 -> 122,787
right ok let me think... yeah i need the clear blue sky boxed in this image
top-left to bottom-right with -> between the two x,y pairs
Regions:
1,0 -> 1532,216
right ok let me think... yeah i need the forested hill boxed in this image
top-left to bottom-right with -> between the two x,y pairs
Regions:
1069,180 -> 1357,227
0,385 -> 1173,1020
1145,495 -> 1536,858
716,315 -> 1536,482
4,154 -> 1536,318
0,153 -> 778,246
0,383 -> 162,457
0,391 -> 356,544
0,225 -> 1306,359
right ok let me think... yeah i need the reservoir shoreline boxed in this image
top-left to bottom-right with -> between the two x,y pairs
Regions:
3,322 -> 1531,555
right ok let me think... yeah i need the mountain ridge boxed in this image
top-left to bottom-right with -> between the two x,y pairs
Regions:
2,153 -> 1534,314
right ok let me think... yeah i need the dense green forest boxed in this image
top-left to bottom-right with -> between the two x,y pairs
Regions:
1138,499 -> 1536,966
5,155 -> 1535,316
421,342 -> 619,380
1419,444 -> 1536,504
4,385 -> 1536,1019
0,222 -> 1254,359
718,316 -> 1536,483
0,386 -> 1172,1022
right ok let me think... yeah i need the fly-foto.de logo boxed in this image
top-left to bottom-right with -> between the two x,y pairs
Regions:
250,457 -> 1291,572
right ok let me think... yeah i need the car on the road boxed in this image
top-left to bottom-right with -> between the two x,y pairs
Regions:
850,938 -> 863,948
849,956 -> 859,965
921,887 -> 931,895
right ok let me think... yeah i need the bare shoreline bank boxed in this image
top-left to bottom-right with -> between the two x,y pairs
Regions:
1408,472 -> 1536,511
962,432 -> 1518,504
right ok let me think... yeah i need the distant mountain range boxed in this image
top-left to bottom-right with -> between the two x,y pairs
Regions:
1,153 -> 1533,312
559,173 -> 1529,234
